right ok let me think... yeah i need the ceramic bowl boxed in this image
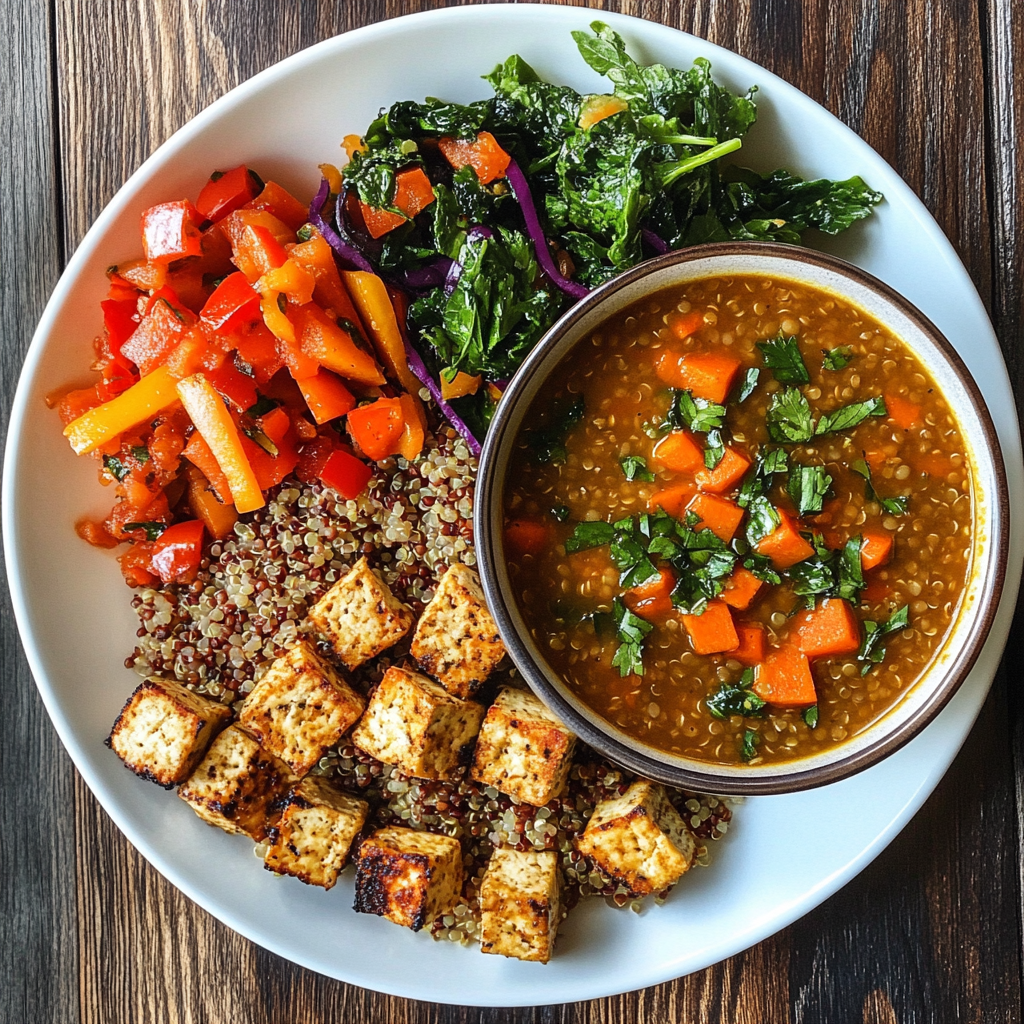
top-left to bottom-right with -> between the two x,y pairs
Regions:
475,242 -> 1010,795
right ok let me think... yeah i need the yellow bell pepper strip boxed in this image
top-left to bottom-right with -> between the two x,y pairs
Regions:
340,271 -> 423,396
175,373 -> 264,513
64,365 -> 180,455
396,393 -> 425,461
319,161 -> 344,193
291,303 -> 385,385
440,369 -> 482,401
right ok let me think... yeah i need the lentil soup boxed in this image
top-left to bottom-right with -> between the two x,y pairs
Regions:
504,275 -> 974,766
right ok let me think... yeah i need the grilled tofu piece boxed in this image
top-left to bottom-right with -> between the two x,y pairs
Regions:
263,776 -> 369,889
309,556 -> 414,670
353,826 -> 463,931
575,779 -> 695,896
106,677 -> 231,788
178,725 -> 295,840
411,563 -> 506,698
471,687 -> 576,806
480,847 -> 561,963
237,639 -> 365,776
351,665 -> 484,781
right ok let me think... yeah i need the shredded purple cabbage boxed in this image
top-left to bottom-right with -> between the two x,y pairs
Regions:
402,337 -> 481,457
504,159 -> 590,302
308,178 -> 375,273
444,259 -> 463,296
396,257 -> 456,292
642,228 -> 670,255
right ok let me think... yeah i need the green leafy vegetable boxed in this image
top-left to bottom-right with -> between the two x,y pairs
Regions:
103,455 -> 129,481
858,604 -> 910,673
524,396 -> 585,464
815,396 -> 887,436
621,455 -> 655,482
765,387 -> 814,443
707,670 -> 766,719
787,464 -> 833,515
703,428 -> 726,470
739,728 -> 760,762
131,445 -> 150,464
736,367 -> 760,402
565,519 -> 616,553
758,333 -> 810,384
666,389 -> 727,433
122,521 -> 167,541
851,459 -> 910,515
802,705 -> 819,728
744,495 -> 781,546
611,597 -> 654,676
822,346 -> 854,370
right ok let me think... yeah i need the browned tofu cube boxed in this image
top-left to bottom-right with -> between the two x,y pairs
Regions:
308,556 -> 414,670
471,687 -> 576,806
574,779 -> 695,896
237,639 -> 366,776
480,847 -> 561,963
106,677 -> 231,788
353,826 -> 463,931
411,563 -> 506,698
178,725 -> 294,840
351,666 -> 484,781
263,776 -> 369,889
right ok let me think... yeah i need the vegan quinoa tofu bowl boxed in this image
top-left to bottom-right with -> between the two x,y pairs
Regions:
476,244 -> 1009,795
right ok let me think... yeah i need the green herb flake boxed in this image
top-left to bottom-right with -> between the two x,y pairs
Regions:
765,387 -> 814,443
667,389 -> 726,434
123,521 -> 167,541
564,520 -> 616,553
786,463 -> 833,515
246,394 -> 279,418
620,455 -> 655,482
858,604 -> 910,672
707,670 -> 766,719
610,597 -> 654,677
103,455 -> 129,481
758,333 -> 810,384
526,396 -> 585,464
822,346 -> 854,371
802,705 -> 819,728
551,504 -> 571,523
851,459 -> 910,515
815,395 -> 886,436
296,224 -> 314,242
739,728 -> 761,762
703,428 -> 726,470
131,445 -> 150,464
744,495 -> 781,546
736,367 -> 760,403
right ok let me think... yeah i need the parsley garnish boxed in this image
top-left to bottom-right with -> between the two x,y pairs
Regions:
610,597 -> 653,677
788,534 -> 864,605
526,396 -> 585,464
822,346 -> 854,370
851,459 -> 909,515
740,728 -> 761,761
296,224 -> 314,242
703,429 -> 726,470
744,495 -> 781,546
123,521 -> 167,541
620,455 -> 655,482
802,705 -> 819,728
765,387 -> 814,443
565,520 -> 616,553
858,604 -> 910,673
815,396 -> 887,435
131,445 -> 150,464
758,333 -> 810,384
103,455 -> 129,481
736,367 -> 760,402
666,389 -> 726,433
707,670 -> 766,719
246,394 -> 279,418
786,464 -> 833,515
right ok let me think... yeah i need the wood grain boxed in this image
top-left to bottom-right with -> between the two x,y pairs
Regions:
1,0 -> 1019,1020
0,1 -> 80,1023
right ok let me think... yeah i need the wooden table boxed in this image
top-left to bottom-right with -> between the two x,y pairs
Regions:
3,1 -> 1022,1020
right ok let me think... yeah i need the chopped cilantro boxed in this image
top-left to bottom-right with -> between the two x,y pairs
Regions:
666,389 -> 726,433
707,670 -> 766,719
851,459 -> 909,515
758,333 -> 810,384
822,346 -> 854,370
744,495 -> 781,546
736,367 -> 760,402
815,395 -> 886,435
737,448 -> 788,508
123,521 -> 167,541
246,394 -> 279,418
703,428 -> 726,470
620,455 -> 655,482
131,445 -> 150,463
802,705 -> 819,728
786,464 -> 832,515
765,387 -> 814,443
739,728 -> 761,761
858,604 -> 910,673
296,224 -> 314,242
103,455 -> 129,481
565,520 -> 616,553
610,597 -> 653,677
550,504 -> 571,522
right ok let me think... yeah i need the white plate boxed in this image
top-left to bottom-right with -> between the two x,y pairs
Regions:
5,4 -> 1022,1007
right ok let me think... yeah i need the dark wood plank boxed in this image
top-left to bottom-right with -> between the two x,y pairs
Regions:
0,1 -> 81,1022
44,0 -> 1023,1022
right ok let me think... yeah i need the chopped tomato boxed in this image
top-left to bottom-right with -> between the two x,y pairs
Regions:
149,520 -> 205,584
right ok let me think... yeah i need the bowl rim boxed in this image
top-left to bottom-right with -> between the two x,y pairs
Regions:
475,240 -> 1010,796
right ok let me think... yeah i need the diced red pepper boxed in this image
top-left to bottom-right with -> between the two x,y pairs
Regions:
200,271 -> 263,335
205,361 -> 259,413
243,181 -> 309,233
296,368 -> 357,424
101,296 -> 142,353
196,165 -> 259,223
121,295 -> 196,375
149,519 -> 205,584
141,200 -> 203,263
234,322 -> 285,386
319,449 -> 373,499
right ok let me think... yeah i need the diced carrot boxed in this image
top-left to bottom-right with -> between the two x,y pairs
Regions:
755,510 -> 814,569
681,600 -> 739,656
438,131 -> 512,184
686,493 -> 744,543
347,397 -> 406,461
577,94 -> 629,130
654,350 -> 742,404
287,234 -> 364,325
732,623 -> 767,666
359,167 -> 436,239
791,598 -> 862,659
624,566 -> 676,620
648,483 -> 696,517
505,518 -> 551,556
917,452 -> 953,478
666,310 -> 704,341
176,374 -> 264,513
244,181 -> 309,233
296,368 -> 356,424
886,393 -> 921,431
694,446 -> 751,494
291,303 -> 386,386
652,431 -> 703,474
183,464 -> 238,540
861,531 -> 893,571
441,370 -> 482,401
396,393 -> 425,461
720,566 -> 764,611
63,366 -> 180,455
182,432 -> 233,503
753,645 -> 817,707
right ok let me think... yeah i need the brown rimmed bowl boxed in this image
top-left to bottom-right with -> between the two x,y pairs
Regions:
474,242 -> 1010,795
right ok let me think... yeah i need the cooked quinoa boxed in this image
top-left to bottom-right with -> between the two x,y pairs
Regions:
126,421 -> 732,942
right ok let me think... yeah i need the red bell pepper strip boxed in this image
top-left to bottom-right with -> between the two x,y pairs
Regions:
200,271 -> 263,335
319,448 -> 373,499
195,165 -> 258,223
141,200 -> 204,263
149,520 -> 205,584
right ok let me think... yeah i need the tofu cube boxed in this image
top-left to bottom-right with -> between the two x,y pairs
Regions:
480,847 -> 561,963
263,776 -> 369,889
353,826 -> 463,931
178,725 -> 295,840
411,563 -> 506,698
237,639 -> 366,776
308,556 -> 414,670
471,687 -> 576,806
106,677 -> 232,788
574,779 -> 696,896
351,666 -> 484,780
